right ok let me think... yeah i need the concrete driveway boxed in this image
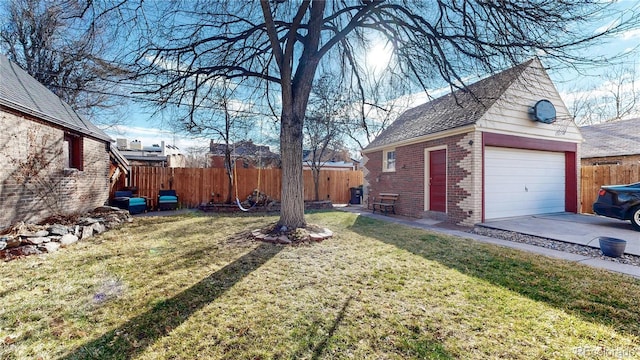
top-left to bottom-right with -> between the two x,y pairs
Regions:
480,213 -> 640,256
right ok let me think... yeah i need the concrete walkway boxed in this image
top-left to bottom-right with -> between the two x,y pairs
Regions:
336,205 -> 640,278
481,213 -> 640,255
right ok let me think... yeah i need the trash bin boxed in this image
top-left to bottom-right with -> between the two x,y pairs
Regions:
349,187 -> 362,205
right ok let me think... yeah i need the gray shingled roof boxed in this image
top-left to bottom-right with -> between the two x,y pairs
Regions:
580,118 -> 640,158
364,59 -> 535,150
0,54 -> 111,142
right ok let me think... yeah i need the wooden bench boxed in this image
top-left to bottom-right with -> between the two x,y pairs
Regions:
372,193 -> 399,215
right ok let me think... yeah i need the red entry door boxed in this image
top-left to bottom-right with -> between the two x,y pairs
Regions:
429,149 -> 446,212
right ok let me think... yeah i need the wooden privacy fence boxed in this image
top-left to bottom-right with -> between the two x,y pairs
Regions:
581,164 -> 640,214
129,166 -> 364,208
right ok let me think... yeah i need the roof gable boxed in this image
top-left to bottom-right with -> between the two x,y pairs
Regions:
580,118 -> 640,158
0,54 -> 111,142
364,59 -> 536,150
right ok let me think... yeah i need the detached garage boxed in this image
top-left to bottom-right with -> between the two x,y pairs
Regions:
362,58 -> 581,226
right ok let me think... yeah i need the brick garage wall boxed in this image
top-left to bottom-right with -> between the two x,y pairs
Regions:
365,132 -> 477,224
0,108 -> 110,229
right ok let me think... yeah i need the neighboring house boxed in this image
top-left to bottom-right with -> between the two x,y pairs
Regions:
0,54 -> 122,229
116,138 -> 186,167
302,149 -> 357,171
209,140 -> 280,169
579,118 -> 640,166
303,161 -> 356,171
362,58 -> 582,226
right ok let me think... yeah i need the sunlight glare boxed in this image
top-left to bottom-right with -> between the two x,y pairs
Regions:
367,42 -> 393,73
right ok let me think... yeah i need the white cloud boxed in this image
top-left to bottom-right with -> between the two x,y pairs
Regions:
621,28 -> 640,40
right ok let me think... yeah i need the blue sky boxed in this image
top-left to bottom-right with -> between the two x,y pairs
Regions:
105,1 -> 640,154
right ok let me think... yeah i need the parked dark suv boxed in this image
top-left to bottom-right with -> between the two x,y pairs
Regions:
593,182 -> 640,231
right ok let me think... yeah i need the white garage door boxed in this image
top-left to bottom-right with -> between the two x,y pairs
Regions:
485,147 -> 565,219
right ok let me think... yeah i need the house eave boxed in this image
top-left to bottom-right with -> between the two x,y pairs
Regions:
479,128 -> 583,144
362,125 -> 476,153
0,99 -> 113,143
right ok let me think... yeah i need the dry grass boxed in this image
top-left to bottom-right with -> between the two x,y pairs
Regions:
2,210 -> 640,359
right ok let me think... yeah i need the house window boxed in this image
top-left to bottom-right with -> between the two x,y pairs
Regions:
383,149 -> 396,172
64,133 -> 83,170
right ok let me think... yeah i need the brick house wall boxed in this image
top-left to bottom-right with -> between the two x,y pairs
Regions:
0,108 -> 110,229
365,131 -> 482,225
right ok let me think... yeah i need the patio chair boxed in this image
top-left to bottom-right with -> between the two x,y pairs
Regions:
158,189 -> 179,210
111,190 -> 147,215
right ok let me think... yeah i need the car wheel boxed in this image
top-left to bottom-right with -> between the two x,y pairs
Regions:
631,206 -> 640,231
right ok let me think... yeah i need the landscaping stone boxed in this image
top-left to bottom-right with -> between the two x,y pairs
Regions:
59,234 -> 79,246
92,222 -> 106,234
264,236 -> 278,243
47,225 -> 68,236
320,228 -> 333,237
32,230 -> 50,237
249,222 -> 334,244
309,233 -> 324,241
42,242 -> 61,253
0,207 -> 131,261
80,217 -> 99,225
81,226 -> 94,240
24,237 -> 48,245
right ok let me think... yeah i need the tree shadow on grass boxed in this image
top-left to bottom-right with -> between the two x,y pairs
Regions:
348,216 -> 640,338
61,242 -> 282,360
291,294 -> 454,360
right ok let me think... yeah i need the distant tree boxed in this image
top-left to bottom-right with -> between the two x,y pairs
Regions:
94,0 -> 639,230
183,146 -> 210,168
304,75 -> 350,201
570,64 -> 640,125
183,83 -> 256,204
0,0 -> 127,127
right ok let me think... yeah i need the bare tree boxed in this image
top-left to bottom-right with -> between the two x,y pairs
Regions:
570,64 -> 640,125
184,145 -> 210,168
182,83 -> 256,204
304,75 -> 351,201
0,0 -> 128,127
94,0 -> 638,230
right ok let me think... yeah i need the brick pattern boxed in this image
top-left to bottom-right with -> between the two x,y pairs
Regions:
455,132 -> 483,226
365,132 -> 474,224
0,109 -> 110,229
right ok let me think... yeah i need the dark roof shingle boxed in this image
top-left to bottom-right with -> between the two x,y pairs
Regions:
0,54 -> 111,142
364,59 -> 534,150
580,118 -> 640,158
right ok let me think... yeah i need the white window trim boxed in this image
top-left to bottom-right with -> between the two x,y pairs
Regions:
383,148 -> 396,172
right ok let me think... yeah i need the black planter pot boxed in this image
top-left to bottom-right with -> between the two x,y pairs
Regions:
599,237 -> 627,258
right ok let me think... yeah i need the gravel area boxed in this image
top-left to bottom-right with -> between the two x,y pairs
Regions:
473,226 -> 640,267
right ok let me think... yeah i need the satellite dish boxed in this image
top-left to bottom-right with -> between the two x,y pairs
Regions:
531,99 -> 556,124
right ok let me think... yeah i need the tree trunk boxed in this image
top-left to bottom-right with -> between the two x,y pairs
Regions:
278,111 -> 306,229
312,167 -> 320,201
224,148 -> 233,204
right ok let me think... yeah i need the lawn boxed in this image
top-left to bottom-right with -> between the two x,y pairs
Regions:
2,210 -> 640,359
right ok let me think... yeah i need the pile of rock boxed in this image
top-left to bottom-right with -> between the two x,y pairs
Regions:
251,224 -> 334,244
0,206 -> 131,261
